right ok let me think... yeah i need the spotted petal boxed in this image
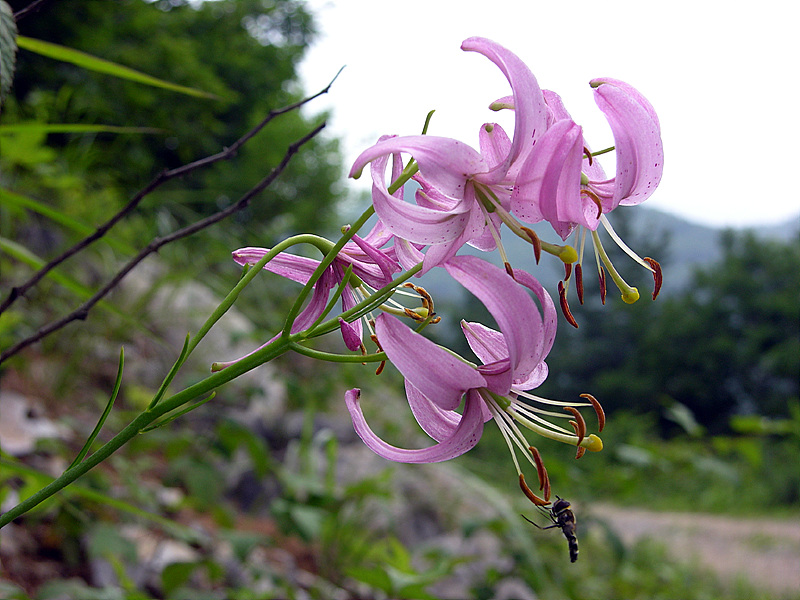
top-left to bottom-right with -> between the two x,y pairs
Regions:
591,78 -> 663,208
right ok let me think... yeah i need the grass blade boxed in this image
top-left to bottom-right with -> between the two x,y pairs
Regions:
68,348 -> 124,469
16,36 -> 220,99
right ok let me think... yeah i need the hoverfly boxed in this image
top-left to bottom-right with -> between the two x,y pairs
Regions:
523,495 -> 578,563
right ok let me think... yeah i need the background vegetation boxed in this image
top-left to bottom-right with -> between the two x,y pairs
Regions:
1,1 -> 798,598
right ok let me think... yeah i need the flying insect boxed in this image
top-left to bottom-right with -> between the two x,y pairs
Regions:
523,495 -> 578,563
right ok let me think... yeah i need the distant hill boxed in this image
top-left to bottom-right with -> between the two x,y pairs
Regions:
417,207 -> 800,312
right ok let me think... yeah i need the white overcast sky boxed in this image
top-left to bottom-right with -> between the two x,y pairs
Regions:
298,0 -> 799,228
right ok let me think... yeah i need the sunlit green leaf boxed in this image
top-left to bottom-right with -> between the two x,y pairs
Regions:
0,123 -> 164,134
16,35 -> 220,99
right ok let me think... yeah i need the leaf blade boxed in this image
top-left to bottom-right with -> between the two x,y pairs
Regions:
16,35 -> 220,99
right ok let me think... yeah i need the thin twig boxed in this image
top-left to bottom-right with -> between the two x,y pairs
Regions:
12,0 -> 52,20
0,122 -> 326,365
0,73 -> 341,316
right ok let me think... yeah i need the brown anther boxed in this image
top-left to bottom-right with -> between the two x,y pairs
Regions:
403,307 -> 425,322
370,333 -> 386,375
598,267 -> 607,305
528,446 -> 547,490
575,263 -> 585,305
519,473 -> 550,506
504,262 -> 516,279
529,446 -> 550,499
558,281 -> 579,328
583,146 -> 593,166
575,446 -> 586,459
564,262 -> 573,281
404,282 -> 435,312
580,189 -> 603,219
520,226 -> 542,264
563,406 -> 586,447
429,316 -> 442,324
580,393 -> 605,432
643,257 -> 663,300
416,285 -> 434,311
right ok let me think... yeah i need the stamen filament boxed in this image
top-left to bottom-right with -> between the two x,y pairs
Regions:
590,229 -> 640,304
514,390 -> 593,407
600,215 -> 654,272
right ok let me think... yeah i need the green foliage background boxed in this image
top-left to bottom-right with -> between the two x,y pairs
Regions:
1,1 -> 798,598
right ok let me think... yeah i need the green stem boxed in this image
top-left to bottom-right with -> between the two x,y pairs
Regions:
0,335 -> 292,528
304,262 -> 422,340
283,205 -> 375,337
289,341 -> 386,363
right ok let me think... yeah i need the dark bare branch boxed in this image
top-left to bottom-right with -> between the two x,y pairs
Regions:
0,74 -> 340,316
0,122 -> 326,365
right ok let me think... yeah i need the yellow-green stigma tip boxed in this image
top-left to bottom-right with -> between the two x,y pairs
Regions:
559,245 -> 578,264
621,287 -> 640,304
584,434 -> 603,452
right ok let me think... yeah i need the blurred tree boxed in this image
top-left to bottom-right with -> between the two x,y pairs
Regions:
536,219 -> 798,433
639,231 -> 799,429
4,0 -> 342,252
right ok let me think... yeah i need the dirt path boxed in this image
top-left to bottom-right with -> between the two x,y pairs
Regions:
590,504 -> 800,596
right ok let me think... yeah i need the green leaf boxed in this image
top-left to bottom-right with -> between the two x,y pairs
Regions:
16,35 -> 220,99
68,348 -> 124,470
0,122 -> 164,135
0,188 -> 136,255
0,0 -> 16,107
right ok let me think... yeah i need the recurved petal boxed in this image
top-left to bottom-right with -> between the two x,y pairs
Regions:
376,313 -> 486,410
345,388 -> 485,464
405,380 -> 463,442
443,256 -> 544,386
592,79 -> 663,207
370,153 -> 473,246
461,320 -> 508,365
513,119 -> 600,238
510,267 -> 557,358
346,232 -> 401,286
461,37 -> 547,182
351,134 -> 486,199
478,122 -> 512,172
233,248 -> 319,285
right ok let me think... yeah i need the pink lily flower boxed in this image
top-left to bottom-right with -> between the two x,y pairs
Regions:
349,37 -> 548,272
212,223 -> 401,370
513,79 -> 663,241
344,256 -> 602,496
511,81 -> 664,312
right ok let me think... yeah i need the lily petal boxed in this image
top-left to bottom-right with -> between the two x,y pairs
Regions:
405,380 -> 462,442
443,256 -> 544,385
376,313 -> 486,410
461,37 -> 547,183
370,153 -> 473,245
351,135 -> 486,199
513,119 -> 600,240
233,248 -> 319,285
591,78 -> 663,208
345,388 -> 485,463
